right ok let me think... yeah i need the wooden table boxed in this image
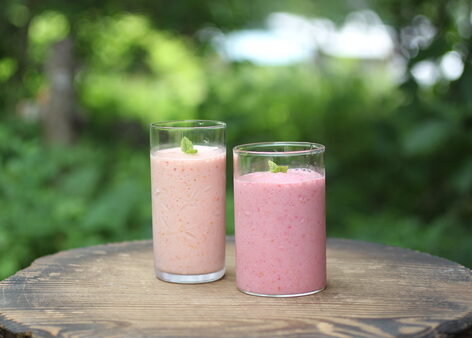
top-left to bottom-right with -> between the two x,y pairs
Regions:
0,238 -> 471,337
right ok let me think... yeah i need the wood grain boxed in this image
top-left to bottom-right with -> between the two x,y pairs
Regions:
0,239 -> 471,337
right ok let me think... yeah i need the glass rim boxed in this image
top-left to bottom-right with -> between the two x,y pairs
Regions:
150,120 -> 226,130
233,142 -> 325,156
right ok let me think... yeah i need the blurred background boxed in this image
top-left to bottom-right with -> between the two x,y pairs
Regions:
0,0 -> 471,279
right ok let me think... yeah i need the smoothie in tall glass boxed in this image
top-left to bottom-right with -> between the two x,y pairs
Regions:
150,121 -> 226,284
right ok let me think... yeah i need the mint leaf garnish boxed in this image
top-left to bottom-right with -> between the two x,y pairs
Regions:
268,160 -> 288,173
181,137 -> 198,154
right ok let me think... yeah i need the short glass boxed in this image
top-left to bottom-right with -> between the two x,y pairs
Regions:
150,120 -> 226,283
233,142 -> 326,297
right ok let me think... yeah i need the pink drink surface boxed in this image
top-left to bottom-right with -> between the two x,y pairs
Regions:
150,146 -> 226,275
234,169 -> 326,295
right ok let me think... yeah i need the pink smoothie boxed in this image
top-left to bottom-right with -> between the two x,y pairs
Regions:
234,169 -> 326,296
150,145 -> 226,275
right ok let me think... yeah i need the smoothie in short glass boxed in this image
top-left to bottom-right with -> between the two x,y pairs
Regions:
233,142 -> 326,297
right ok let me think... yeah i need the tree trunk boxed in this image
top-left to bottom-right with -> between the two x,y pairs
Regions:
41,37 -> 76,145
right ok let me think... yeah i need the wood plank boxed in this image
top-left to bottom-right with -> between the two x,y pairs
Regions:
0,238 -> 471,337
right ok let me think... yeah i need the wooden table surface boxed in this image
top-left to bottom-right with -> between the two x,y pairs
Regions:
0,238 -> 471,337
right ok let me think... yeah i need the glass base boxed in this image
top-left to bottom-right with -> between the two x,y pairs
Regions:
155,268 -> 225,284
238,286 -> 326,298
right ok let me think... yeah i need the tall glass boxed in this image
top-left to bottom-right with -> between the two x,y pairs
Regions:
233,142 -> 326,297
150,120 -> 226,283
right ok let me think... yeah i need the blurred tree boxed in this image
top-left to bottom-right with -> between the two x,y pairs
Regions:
40,38 -> 77,145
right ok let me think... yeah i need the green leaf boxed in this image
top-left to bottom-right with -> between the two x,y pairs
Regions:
180,136 -> 198,154
268,160 -> 288,173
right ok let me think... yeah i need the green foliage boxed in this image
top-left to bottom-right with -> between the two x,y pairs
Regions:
331,213 -> 472,267
76,14 -> 206,124
2,53 -> 471,279
1,0 -> 471,281
199,60 -> 472,269
0,119 -> 152,279
29,11 -> 69,46
0,58 -> 17,82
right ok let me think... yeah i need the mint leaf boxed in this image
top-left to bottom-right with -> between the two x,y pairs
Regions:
268,160 -> 288,173
181,137 -> 198,154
